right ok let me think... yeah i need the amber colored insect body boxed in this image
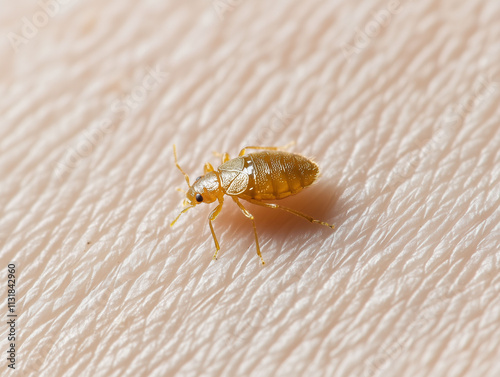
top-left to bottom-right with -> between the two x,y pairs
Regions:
171,145 -> 334,265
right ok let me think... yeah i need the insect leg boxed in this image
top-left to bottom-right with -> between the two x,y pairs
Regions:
246,199 -> 335,229
231,197 -> 265,265
204,162 -> 214,174
212,151 -> 230,163
238,141 -> 295,156
208,199 -> 224,260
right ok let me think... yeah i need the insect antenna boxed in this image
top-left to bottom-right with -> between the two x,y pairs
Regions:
170,205 -> 194,227
173,144 -> 191,187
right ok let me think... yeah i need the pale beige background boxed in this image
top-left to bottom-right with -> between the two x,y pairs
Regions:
1,1 -> 499,376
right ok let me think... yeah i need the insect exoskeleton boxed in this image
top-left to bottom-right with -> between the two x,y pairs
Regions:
171,144 -> 334,265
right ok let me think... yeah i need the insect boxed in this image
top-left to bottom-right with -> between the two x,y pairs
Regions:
170,144 -> 334,265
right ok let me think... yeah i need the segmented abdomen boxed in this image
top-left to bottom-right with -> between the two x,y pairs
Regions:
241,151 -> 319,200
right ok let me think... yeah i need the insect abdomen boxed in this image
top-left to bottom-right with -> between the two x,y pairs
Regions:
242,151 -> 319,200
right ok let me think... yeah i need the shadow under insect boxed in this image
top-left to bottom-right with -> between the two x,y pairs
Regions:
212,180 -> 339,259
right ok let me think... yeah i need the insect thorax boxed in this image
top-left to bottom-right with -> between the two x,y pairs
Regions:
218,156 -> 252,195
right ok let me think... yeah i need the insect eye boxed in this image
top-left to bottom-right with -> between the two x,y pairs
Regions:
195,194 -> 203,202
196,176 -> 202,181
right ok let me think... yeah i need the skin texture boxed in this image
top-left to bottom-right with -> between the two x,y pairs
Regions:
1,1 -> 499,376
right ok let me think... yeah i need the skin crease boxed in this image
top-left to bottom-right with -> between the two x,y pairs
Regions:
1,1 -> 499,377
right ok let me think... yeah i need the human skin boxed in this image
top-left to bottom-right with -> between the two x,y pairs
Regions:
1,1 -> 499,376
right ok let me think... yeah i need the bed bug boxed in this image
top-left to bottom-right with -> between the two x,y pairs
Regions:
170,144 -> 334,265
